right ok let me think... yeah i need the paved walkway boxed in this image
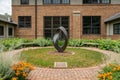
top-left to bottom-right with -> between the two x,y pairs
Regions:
7,47 -> 120,80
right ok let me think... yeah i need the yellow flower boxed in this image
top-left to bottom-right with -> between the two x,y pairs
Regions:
12,77 -> 17,80
113,68 -> 117,71
109,76 -> 113,80
23,72 -> 28,77
15,71 -> 20,76
98,74 -> 102,78
29,66 -> 34,70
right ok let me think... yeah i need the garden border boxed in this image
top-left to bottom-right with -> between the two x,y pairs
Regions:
5,47 -> 120,80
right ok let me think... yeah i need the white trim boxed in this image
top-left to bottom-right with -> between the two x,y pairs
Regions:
106,20 -> 120,36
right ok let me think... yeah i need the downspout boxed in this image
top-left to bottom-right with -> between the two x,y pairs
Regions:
35,0 -> 37,39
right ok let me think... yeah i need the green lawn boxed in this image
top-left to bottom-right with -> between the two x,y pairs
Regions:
21,48 -> 105,68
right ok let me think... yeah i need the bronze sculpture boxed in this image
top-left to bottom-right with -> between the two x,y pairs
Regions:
53,26 -> 68,52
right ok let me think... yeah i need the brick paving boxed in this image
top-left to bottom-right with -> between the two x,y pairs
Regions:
7,47 -> 120,80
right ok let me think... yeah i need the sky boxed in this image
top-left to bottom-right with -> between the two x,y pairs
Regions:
0,0 -> 11,15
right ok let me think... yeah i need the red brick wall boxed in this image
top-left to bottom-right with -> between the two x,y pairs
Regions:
12,4 -> 120,39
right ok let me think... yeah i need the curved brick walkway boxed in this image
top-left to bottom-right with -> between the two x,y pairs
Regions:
6,47 -> 120,80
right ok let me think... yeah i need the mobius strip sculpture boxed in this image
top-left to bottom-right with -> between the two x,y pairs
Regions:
53,26 -> 68,52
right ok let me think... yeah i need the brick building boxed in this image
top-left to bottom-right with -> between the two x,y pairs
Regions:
12,0 -> 120,39
0,15 -> 17,39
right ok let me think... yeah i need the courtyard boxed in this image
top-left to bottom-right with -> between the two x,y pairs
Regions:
0,38 -> 120,80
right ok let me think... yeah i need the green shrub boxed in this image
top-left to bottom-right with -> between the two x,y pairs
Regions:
113,41 -> 120,53
68,39 -> 120,53
0,38 -> 120,53
0,38 -> 31,51
33,38 -> 52,47
68,39 -> 84,47
98,39 -> 116,51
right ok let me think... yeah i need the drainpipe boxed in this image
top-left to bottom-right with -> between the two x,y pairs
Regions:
35,0 -> 37,39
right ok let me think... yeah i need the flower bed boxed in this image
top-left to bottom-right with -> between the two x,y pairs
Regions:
98,63 -> 120,80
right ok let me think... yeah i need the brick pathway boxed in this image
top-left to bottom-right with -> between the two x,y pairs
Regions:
7,47 -> 120,80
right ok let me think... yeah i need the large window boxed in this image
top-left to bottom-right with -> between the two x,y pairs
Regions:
83,0 -> 110,4
43,0 -> 70,4
18,16 -> 31,28
0,26 -> 4,36
21,0 -> 29,4
44,16 -> 69,38
83,16 -> 101,34
113,23 -> 120,34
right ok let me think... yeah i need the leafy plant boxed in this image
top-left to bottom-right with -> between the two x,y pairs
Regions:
33,38 -> 52,47
12,62 -> 34,80
68,39 -> 84,47
98,63 -> 120,80
0,52 -> 20,80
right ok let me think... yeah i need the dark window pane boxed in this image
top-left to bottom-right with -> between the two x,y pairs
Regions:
43,0 -> 51,4
61,17 -> 69,28
83,0 -> 110,4
44,16 -> 69,38
83,0 -> 92,4
8,28 -> 13,36
53,17 -> 60,28
92,0 -> 99,3
62,0 -> 70,4
0,26 -> 4,36
18,16 -> 31,28
44,17 -> 51,28
83,16 -> 91,26
43,0 -> 70,4
44,29 -> 51,38
101,0 -> 110,4
113,23 -> 120,34
21,0 -> 29,4
53,0 -> 60,4
83,16 -> 101,34
83,16 -> 91,34
92,16 -> 100,26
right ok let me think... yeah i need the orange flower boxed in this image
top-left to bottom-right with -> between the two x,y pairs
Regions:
109,76 -> 113,80
12,77 -> 17,80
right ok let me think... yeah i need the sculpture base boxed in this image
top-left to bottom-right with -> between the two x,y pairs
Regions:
48,51 -> 75,56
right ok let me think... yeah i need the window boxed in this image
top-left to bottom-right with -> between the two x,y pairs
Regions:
8,28 -> 13,36
83,0 -> 110,4
113,23 -> 120,34
21,0 -> 29,4
43,0 -> 70,4
101,0 -> 110,4
83,16 -> 101,34
44,16 -> 69,38
18,16 -> 31,28
0,26 -> 4,36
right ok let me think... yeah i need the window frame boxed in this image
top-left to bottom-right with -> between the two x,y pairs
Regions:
8,27 -> 14,37
18,16 -> 31,28
83,0 -> 111,4
113,23 -> 120,34
21,0 -> 29,5
43,0 -> 70,4
82,16 -> 101,35
0,26 -> 5,37
44,16 -> 70,38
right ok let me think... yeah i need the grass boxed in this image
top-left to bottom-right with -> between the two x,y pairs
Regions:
21,48 -> 105,68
